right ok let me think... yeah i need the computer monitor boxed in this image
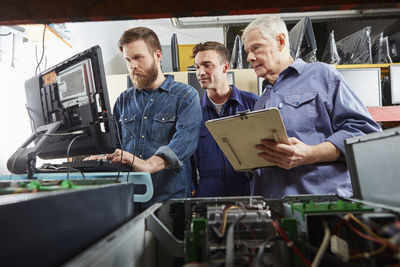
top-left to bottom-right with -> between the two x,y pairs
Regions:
337,68 -> 382,107
7,45 -> 117,174
344,127 -> 400,209
336,27 -> 373,64
390,64 -> 400,104
288,16 -> 317,62
171,33 -> 180,72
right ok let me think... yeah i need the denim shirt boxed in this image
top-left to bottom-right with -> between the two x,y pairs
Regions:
194,85 -> 259,197
253,59 -> 381,199
113,75 -> 202,207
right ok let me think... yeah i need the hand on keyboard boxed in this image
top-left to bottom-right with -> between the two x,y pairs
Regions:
83,155 -> 107,161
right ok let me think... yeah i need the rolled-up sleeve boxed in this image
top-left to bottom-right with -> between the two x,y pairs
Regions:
155,89 -> 202,169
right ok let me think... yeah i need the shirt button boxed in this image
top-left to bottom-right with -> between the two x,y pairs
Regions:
139,155 -> 142,158
144,116 -> 147,119
162,118 -> 165,121
278,103 -> 283,109
150,99 -> 154,102
141,135 -> 144,138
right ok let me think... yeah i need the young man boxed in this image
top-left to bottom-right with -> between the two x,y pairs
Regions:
108,27 -> 202,209
241,16 -> 381,198
192,41 -> 259,197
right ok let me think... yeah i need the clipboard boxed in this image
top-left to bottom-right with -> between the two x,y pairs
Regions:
205,108 -> 289,171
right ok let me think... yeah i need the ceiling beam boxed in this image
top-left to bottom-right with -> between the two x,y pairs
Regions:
0,0 -> 399,25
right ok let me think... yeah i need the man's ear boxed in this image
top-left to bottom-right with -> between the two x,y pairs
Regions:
277,33 -> 286,51
154,49 -> 163,63
223,61 -> 230,73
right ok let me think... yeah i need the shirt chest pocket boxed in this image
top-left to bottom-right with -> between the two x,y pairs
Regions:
282,92 -> 318,133
120,114 -> 137,142
283,92 -> 318,107
151,113 -> 176,143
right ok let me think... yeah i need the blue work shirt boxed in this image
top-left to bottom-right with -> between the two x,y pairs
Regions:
253,59 -> 381,199
194,85 -> 259,197
113,75 -> 202,207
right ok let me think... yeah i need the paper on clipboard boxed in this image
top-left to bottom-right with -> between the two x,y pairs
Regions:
205,108 -> 289,171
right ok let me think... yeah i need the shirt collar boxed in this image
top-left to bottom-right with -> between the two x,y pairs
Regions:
158,74 -> 174,92
287,58 -> 306,74
262,58 -> 306,89
201,85 -> 241,108
134,74 -> 173,94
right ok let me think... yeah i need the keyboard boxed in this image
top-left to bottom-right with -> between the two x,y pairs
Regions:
39,159 -> 134,172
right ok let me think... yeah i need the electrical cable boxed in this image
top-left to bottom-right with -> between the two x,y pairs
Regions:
272,220 -> 312,267
349,213 -> 391,241
25,105 -> 38,135
116,118 -> 137,178
35,24 -> 46,76
225,201 -> 247,267
349,244 -> 387,259
251,239 -> 270,267
295,239 -> 364,267
35,45 -> 40,74
241,221 -> 259,245
221,205 -> 236,236
113,117 -> 123,180
66,134 -> 86,180
311,220 -> 331,267
344,214 -> 399,250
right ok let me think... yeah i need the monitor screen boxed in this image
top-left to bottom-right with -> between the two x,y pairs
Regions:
390,64 -> 400,104
24,45 -> 117,159
337,68 -> 381,107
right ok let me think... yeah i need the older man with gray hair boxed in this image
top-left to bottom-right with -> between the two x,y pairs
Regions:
242,16 -> 381,198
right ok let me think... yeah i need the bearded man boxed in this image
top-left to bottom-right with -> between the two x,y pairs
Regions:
110,27 -> 202,210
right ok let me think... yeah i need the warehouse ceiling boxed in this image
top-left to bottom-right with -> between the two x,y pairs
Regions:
0,0 -> 399,25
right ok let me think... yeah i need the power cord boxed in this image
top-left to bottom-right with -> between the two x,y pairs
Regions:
114,117 -> 124,180
225,201 -> 247,267
35,24 -> 46,76
116,118 -> 137,179
66,134 -> 87,180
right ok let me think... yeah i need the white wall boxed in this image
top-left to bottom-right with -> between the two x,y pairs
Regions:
66,18 -> 224,75
0,62 -> 32,175
0,19 -> 224,174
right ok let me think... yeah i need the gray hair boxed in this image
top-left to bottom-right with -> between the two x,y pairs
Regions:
242,16 -> 290,54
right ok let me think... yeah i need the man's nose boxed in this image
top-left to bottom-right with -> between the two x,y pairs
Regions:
247,52 -> 255,63
197,66 -> 206,76
129,60 -> 138,70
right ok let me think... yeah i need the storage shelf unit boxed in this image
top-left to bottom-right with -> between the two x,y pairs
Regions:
367,106 -> 400,127
336,63 -> 400,79
335,63 -> 400,126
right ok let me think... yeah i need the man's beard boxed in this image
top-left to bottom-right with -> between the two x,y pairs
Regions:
130,61 -> 159,89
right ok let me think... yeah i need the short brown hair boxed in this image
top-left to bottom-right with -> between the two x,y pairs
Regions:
192,41 -> 230,63
118,27 -> 162,53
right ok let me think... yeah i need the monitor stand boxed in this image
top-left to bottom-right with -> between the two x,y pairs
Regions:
7,121 -> 61,179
